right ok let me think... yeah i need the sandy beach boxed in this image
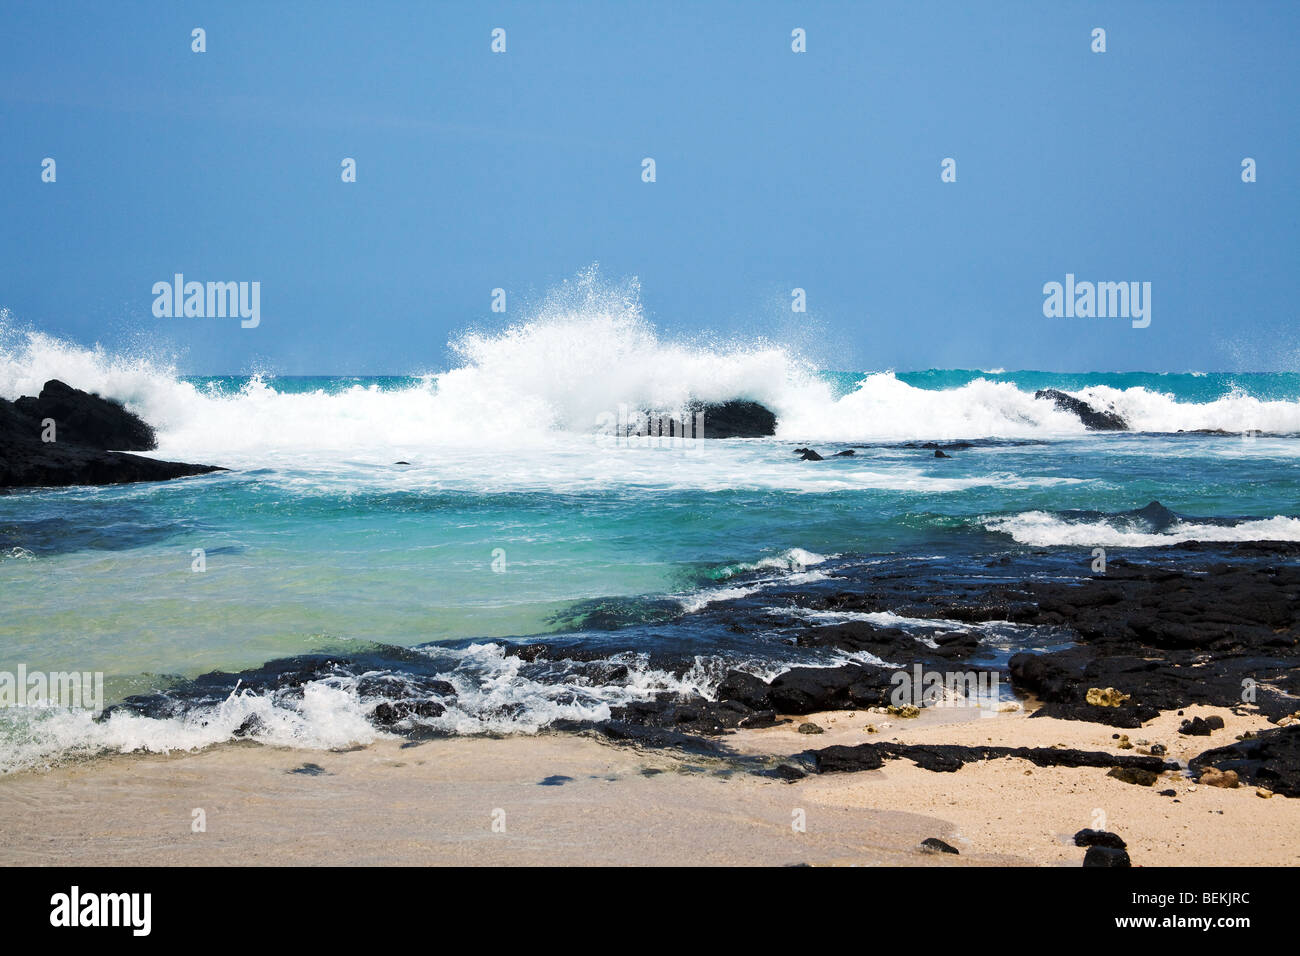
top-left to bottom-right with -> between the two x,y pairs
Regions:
1,702 -> 1293,867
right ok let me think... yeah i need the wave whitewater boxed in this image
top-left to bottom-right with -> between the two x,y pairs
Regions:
4,271 -> 1300,465
985,502 -> 1300,547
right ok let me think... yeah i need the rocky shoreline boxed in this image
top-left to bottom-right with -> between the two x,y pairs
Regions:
0,380 -> 223,490
104,540 -> 1300,806
532,541 -> 1299,805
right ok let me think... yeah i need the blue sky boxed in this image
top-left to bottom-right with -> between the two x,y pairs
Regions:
2,0 -> 1297,374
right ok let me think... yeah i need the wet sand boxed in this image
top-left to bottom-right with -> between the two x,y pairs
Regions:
0,704 -> 1295,866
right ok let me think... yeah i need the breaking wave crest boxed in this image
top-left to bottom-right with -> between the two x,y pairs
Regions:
5,272 -> 1300,468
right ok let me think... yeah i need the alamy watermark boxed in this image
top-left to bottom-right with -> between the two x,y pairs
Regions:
0,664 -> 104,716
50,886 -> 151,936
889,665 -> 1001,717
152,273 -> 261,328
596,404 -> 704,449
1042,274 -> 1150,328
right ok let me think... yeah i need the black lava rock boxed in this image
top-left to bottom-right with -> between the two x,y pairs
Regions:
1074,829 -> 1127,849
1188,725 -> 1300,798
1083,846 -> 1132,867
692,400 -> 777,438
12,379 -> 156,450
1,379 -> 223,489
811,743 -> 884,773
1034,388 -> 1128,430
1178,716 -> 1224,736
920,837 -> 960,855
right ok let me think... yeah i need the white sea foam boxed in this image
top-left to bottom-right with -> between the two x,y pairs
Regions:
714,548 -> 829,578
986,511 -> 1300,547
678,552 -> 834,613
678,585 -> 764,614
0,642 -> 799,773
1063,384 -> 1300,435
0,680 -> 382,774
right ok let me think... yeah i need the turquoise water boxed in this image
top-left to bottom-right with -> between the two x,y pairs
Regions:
3,379 -> 1297,686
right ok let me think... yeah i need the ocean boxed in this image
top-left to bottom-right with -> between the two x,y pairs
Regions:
2,300 -> 1299,774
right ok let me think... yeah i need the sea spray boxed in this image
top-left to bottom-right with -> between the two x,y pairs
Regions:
4,271 -> 1300,466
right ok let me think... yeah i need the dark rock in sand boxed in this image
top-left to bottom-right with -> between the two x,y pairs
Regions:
737,710 -> 782,729
804,740 -> 1177,776
1035,388 -> 1128,430
715,670 -> 773,710
600,688 -> 787,742
1083,846 -> 1132,867
765,663 -> 894,714
919,837 -> 960,855
1008,650 -> 1159,728
1107,766 -> 1160,786
1074,829 -> 1127,849
879,745 -> 966,773
811,743 -> 884,773
289,763 -> 329,776
586,717 -> 730,755
1188,725 -> 1300,798
1178,715 -> 1224,736
1,379 -> 224,489
763,763 -> 807,782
